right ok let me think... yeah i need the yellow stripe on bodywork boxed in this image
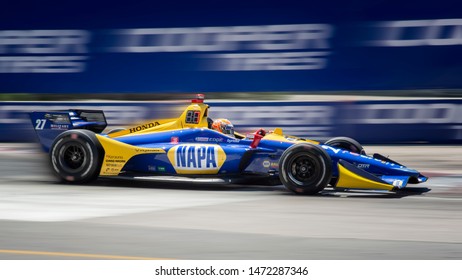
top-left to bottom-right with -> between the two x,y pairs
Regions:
96,135 -> 165,176
264,128 -> 319,144
108,118 -> 177,138
336,162 -> 394,190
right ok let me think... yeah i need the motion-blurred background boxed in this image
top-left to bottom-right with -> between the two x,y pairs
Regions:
1,0 -> 461,144
1,1 -> 462,261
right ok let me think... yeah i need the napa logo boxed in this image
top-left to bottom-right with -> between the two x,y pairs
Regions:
167,144 -> 226,174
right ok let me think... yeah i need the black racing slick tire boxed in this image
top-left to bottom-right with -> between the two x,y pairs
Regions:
279,143 -> 332,195
49,130 -> 104,183
324,137 -> 366,155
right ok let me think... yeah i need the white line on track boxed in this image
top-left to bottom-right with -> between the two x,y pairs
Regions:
0,183 -> 266,222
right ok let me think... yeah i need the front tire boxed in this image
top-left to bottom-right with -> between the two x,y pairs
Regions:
324,137 -> 366,155
50,130 -> 104,183
279,143 -> 332,195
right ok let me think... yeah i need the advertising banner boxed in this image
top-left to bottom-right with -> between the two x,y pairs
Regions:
1,99 -> 461,144
1,1 -> 462,93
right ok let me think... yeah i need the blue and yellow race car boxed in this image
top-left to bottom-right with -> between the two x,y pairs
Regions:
30,95 -> 428,195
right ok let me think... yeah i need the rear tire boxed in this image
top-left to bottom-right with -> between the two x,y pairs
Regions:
279,143 -> 332,195
324,137 -> 366,155
50,130 -> 104,183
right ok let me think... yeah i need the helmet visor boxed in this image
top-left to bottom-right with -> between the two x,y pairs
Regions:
223,123 -> 234,135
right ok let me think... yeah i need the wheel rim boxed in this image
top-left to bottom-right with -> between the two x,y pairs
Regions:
59,142 -> 87,172
288,154 -> 319,185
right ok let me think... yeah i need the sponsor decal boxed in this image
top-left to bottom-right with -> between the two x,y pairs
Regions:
133,148 -> 164,153
195,137 -> 209,142
176,146 -> 216,168
102,154 -> 127,175
392,180 -> 403,187
158,166 -> 166,172
167,144 -> 226,174
104,155 -> 126,163
129,122 -> 160,133
148,165 -> 156,171
171,137 -> 179,144
270,162 -> 279,168
45,113 -> 71,124
50,124 -> 70,130
194,137 -> 224,143
357,163 -> 370,169
263,160 -> 271,168
209,138 -> 224,143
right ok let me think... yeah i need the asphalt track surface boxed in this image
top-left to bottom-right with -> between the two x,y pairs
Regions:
0,144 -> 461,260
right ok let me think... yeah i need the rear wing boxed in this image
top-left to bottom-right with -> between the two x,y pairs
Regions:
30,110 -> 107,152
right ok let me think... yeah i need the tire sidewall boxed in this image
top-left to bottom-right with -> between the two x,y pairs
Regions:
324,136 -> 365,155
50,130 -> 102,183
279,144 -> 332,195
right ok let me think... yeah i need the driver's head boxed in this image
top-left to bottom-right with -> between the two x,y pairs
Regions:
212,118 -> 234,136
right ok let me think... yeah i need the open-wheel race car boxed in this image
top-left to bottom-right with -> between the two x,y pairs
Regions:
30,94 -> 428,195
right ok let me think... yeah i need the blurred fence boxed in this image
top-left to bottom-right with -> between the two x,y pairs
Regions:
2,99 -> 461,144
1,0 -> 462,93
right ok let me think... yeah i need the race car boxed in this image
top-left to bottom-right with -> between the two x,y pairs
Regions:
30,94 -> 428,195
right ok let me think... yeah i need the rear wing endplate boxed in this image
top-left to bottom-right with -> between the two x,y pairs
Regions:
30,110 -> 107,152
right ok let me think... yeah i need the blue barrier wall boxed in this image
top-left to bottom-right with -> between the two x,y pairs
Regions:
1,0 -> 462,93
2,99 -> 461,144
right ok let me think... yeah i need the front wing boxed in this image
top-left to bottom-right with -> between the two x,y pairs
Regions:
335,159 -> 428,191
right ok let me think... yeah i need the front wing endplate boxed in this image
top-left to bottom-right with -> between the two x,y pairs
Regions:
336,160 -> 394,191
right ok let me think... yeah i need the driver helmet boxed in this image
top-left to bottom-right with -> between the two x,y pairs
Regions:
212,118 -> 234,136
